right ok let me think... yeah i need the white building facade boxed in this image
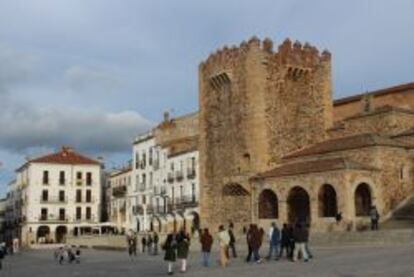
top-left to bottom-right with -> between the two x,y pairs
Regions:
128,113 -> 200,234
107,165 -> 132,233
12,147 -> 102,246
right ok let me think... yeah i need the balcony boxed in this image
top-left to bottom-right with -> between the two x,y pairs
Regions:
39,215 -> 68,223
112,185 -> 127,197
40,197 -> 68,204
174,196 -> 198,210
187,169 -> 196,179
76,179 -> 84,186
75,197 -> 96,204
167,172 -> 174,183
176,171 -> 184,182
74,215 -> 96,223
131,204 -> 153,215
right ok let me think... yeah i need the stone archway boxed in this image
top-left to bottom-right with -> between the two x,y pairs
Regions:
258,189 -> 278,219
55,226 -> 67,243
287,186 -> 310,224
355,183 -> 372,216
318,184 -> 338,217
36,226 -> 50,243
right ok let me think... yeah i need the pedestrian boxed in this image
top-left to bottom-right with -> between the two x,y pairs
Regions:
141,236 -> 147,253
266,222 -> 280,260
227,222 -> 237,258
304,223 -> 313,259
0,243 -> 5,270
153,232 -> 159,255
279,224 -> 291,259
245,224 -> 253,262
176,228 -> 190,273
246,225 -> 262,263
370,206 -> 380,231
75,246 -> 81,264
217,225 -> 230,267
292,223 -> 309,262
287,224 -> 295,259
162,233 -> 177,275
199,228 -> 213,267
147,234 -> 154,255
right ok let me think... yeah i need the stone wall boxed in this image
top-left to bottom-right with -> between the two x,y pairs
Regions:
329,107 -> 414,138
198,37 -> 333,231
333,84 -> 414,121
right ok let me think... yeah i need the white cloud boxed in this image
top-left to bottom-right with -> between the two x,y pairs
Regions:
0,97 -> 152,153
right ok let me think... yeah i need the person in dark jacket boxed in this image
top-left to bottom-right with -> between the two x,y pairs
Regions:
245,224 -> 253,262
279,223 -> 291,259
0,244 -> 4,270
370,206 -> 380,231
199,228 -> 213,267
247,225 -> 262,263
147,235 -> 154,255
141,236 -> 147,253
227,223 -> 237,258
292,223 -> 309,262
163,233 -> 177,275
153,232 -> 159,255
176,228 -> 190,273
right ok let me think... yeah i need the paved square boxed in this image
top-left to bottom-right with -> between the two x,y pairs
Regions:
2,244 -> 414,277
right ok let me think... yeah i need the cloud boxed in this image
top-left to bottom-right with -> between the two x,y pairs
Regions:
64,65 -> 121,93
0,96 -> 152,154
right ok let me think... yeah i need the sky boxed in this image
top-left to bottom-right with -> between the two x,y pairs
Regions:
0,0 -> 413,196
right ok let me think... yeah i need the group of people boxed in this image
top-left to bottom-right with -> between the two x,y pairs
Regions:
161,221 -> 313,274
126,231 -> 160,257
54,245 -> 81,264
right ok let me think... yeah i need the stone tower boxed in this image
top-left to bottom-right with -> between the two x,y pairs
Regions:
198,37 -> 333,230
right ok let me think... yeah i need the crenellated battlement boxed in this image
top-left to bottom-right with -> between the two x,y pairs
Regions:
200,36 -> 331,74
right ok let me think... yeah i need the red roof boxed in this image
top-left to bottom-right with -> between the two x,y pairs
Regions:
29,147 -> 100,166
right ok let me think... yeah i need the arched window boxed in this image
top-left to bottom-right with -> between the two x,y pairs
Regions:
318,184 -> 338,217
287,186 -> 310,224
258,189 -> 278,219
355,183 -> 372,216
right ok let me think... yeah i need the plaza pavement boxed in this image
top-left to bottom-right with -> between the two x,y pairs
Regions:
1,243 -> 414,277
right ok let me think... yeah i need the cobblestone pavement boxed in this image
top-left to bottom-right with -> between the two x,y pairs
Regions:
2,244 -> 414,277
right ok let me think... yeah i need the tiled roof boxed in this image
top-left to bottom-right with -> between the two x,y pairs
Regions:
254,158 -> 377,179
284,133 -> 410,159
334,82 -> 414,106
28,147 -> 100,166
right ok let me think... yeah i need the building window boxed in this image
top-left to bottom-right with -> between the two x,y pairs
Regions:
86,190 -> 92,203
76,190 -> 82,203
76,207 -> 81,220
86,172 -> 92,186
180,185 -> 184,202
59,171 -> 65,185
258,189 -> 279,219
142,174 -> 146,190
135,152 -> 140,169
86,207 -> 91,220
149,172 -> 153,188
191,183 -> 196,203
42,190 -> 49,202
59,190 -> 65,202
142,195 -> 146,205
59,208 -> 65,221
149,148 -> 153,166
42,171 -> 49,185
41,208 -> 48,221
76,172 -> 82,180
